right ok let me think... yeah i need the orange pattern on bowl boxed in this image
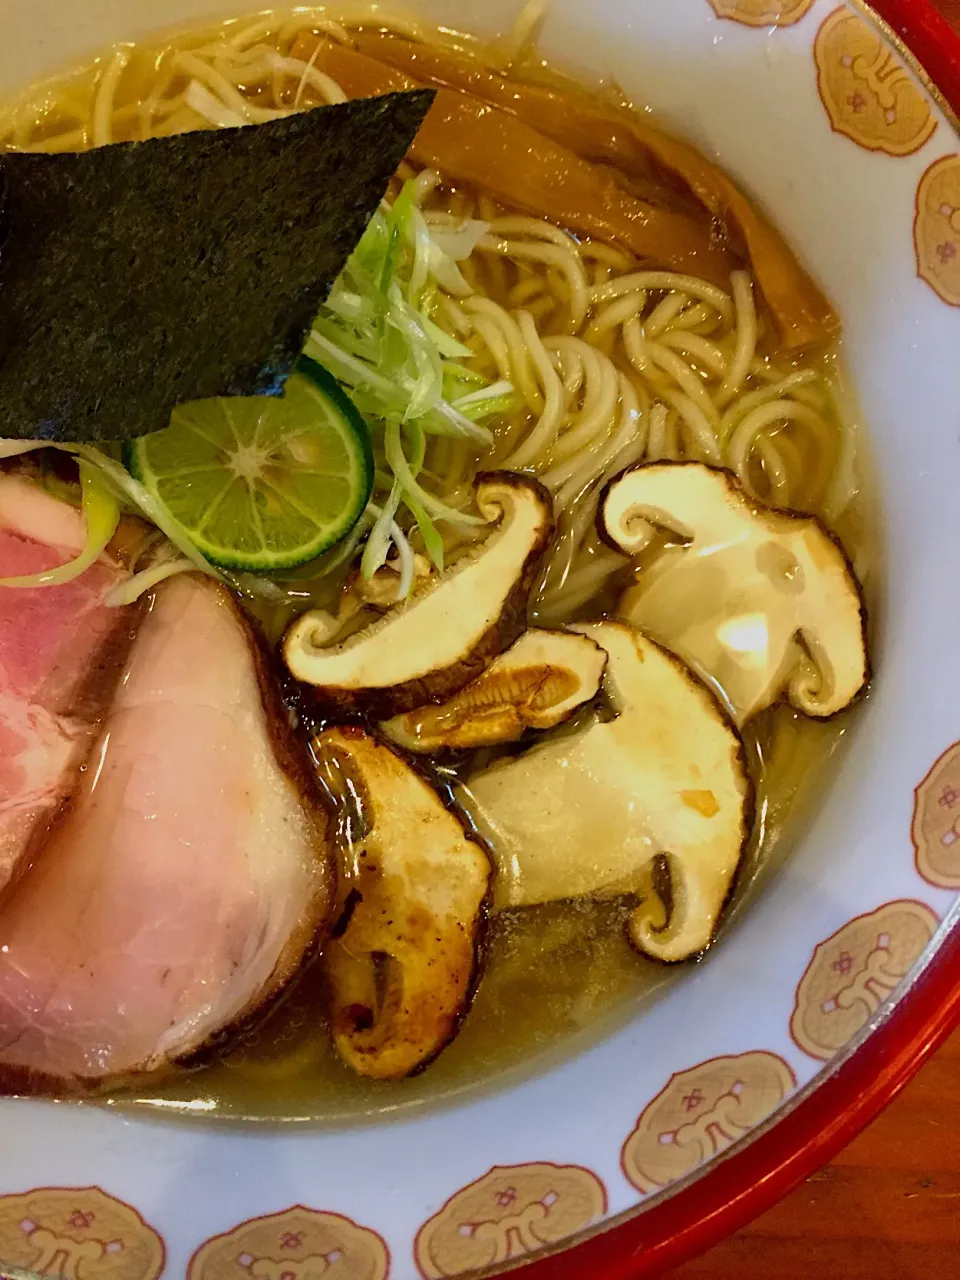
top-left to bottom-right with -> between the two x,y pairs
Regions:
621,1052 -> 796,1195
915,155 -> 960,304
707,0 -> 815,27
188,1207 -> 388,1280
790,900 -> 940,1061
413,1163 -> 606,1278
814,7 -> 936,156
0,1187 -> 164,1280
913,739 -> 960,887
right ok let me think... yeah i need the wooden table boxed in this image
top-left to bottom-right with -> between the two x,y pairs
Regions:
669,3 -> 960,1274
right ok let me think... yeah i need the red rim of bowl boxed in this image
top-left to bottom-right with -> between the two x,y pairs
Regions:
516,2 -> 960,1276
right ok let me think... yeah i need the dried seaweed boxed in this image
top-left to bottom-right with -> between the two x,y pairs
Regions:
0,90 -> 434,441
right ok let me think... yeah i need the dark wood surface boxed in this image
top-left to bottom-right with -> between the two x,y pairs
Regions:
668,3 -> 960,1275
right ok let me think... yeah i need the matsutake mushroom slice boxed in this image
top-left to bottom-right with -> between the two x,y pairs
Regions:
313,726 -> 491,1080
284,473 -> 553,717
380,629 -> 607,753
601,462 -> 868,727
464,621 -> 751,964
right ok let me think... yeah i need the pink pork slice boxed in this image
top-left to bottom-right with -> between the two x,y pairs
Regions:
0,473 -> 133,895
0,573 -> 334,1090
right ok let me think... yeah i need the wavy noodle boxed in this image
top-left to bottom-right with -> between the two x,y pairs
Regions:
585,293 -> 648,343
718,271 -> 758,408
92,47 -> 131,147
502,311 -> 566,468
670,302 -> 720,334
657,329 -> 728,377
423,180 -> 847,597
647,344 -> 720,427
645,291 -> 690,339
476,228 -> 590,331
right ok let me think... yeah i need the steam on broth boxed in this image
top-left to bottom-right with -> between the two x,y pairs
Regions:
0,5 -> 873,1119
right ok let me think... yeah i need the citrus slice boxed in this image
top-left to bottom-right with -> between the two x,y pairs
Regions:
126,358 -> 373,572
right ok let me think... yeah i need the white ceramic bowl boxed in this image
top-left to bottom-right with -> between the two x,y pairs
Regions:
2,2 -> 960,1276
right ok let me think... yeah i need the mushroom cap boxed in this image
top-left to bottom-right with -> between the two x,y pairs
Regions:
602,462 -> 868,726
464,620 -> 752,963
314,726 -> 491,1080
380,628 -> 607,753
283,473 -> 553,717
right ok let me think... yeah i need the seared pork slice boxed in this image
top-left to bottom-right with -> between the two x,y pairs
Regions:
0,574 -> 334,1090
0,474 -> 133,893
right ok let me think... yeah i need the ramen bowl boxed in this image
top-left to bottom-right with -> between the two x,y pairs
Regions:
1,0 -> 960,1276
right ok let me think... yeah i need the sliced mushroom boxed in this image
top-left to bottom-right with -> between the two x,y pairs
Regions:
313,725 -> 491,1080
284,473 -> 553,717
463,621 -> 751,963
601,462 -> 868,726
380,629 -> 607,753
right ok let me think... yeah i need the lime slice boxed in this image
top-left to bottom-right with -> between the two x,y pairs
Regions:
126,359 -> 373,572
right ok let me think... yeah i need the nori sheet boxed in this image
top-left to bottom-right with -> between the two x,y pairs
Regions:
0,89 -> 434,442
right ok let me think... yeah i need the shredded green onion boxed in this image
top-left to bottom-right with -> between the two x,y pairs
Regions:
0,440 -> 46,460
305,178 -> 511,575
0,460 -> 120,589
105,558 -> 196,607
362,486 -> 404,583
384,421 -> 485,532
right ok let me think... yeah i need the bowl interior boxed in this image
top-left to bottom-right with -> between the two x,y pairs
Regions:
1,2 -> 960,1277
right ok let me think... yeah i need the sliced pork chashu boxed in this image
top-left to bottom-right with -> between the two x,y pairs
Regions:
0,474 -> 134,895
0,574 -> 334,1091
